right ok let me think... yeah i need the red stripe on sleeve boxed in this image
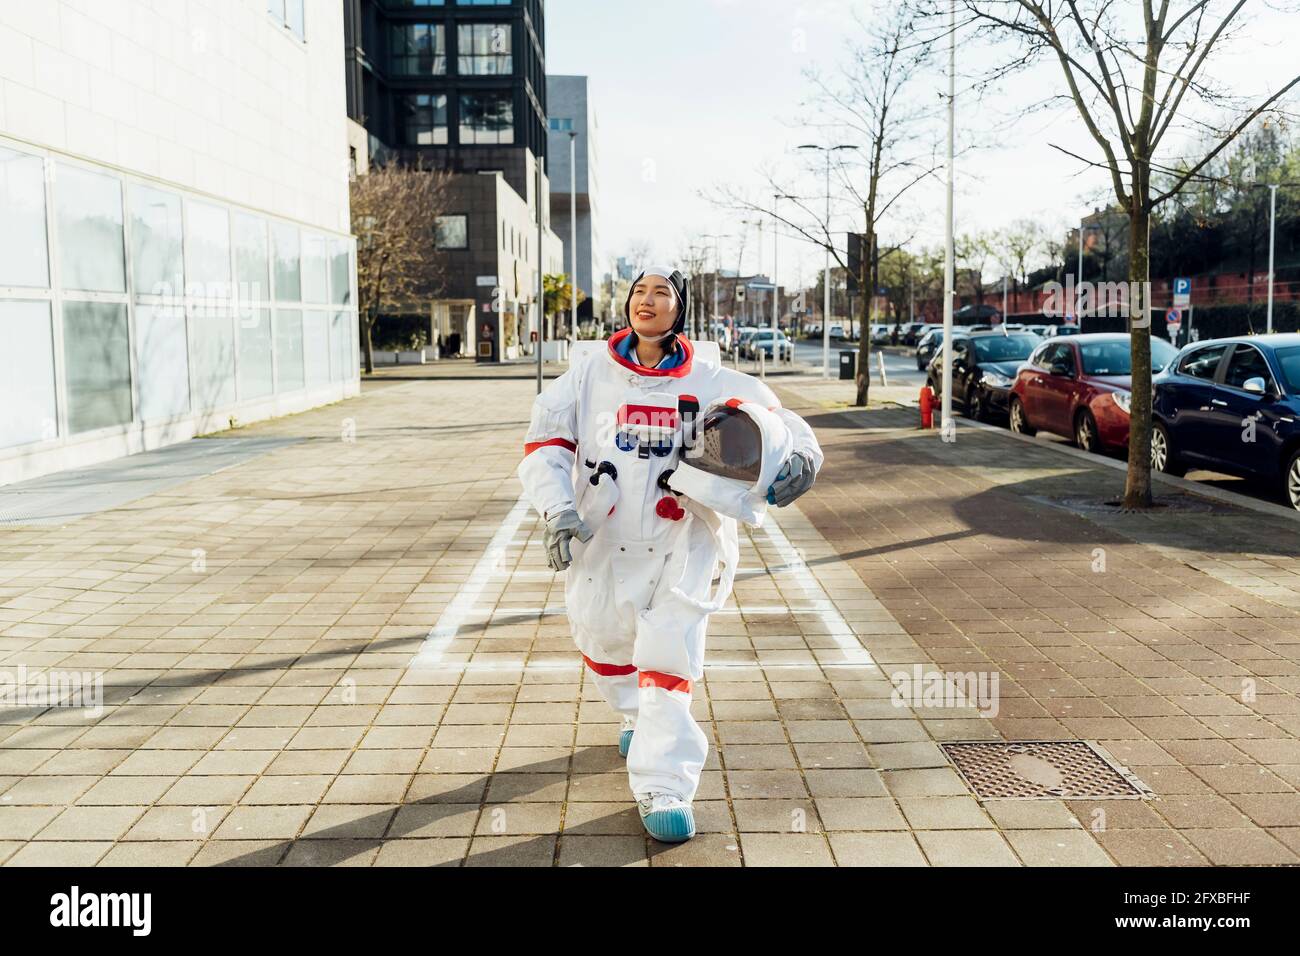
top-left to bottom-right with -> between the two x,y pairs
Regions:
523,437 -> 577,457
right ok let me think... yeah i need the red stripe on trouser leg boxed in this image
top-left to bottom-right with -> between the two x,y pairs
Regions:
638,671 -> 691,693
583,655 -> 636,677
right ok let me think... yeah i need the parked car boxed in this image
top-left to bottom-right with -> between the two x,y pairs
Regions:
1151,334 -> 1300,509
967,324 -> 994,333
901,322 -> 930,346
1043,324 -> 1082,337
915,325 -> 967,370
826,323 -> 846,340
1008,333 -> 1179,453
927,331 -> 1042,420
1022,324 -> 1051,337
745,328 -> 794,361
733,326 -> 759,355
870,324 -> 892,345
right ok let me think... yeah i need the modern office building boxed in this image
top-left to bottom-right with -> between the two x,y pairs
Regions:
546,74 -> 601,325
342,0 -> 562,359
0,0 -> 359,487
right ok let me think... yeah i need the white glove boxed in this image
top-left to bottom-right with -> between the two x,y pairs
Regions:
544,509 -> 593,571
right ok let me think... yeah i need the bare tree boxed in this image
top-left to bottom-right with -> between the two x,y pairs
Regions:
949,0 -> 1300,508
710,8 -> 941,406
351,161 -> 452,374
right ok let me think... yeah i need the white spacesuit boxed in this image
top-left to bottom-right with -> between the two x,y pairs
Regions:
517,267 -> 823,842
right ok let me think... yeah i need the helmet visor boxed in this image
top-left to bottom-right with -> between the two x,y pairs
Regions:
686,405 -> 763,483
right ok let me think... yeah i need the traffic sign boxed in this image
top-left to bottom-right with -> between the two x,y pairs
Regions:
1173,277 -> 1191,308
1166,308 -> 1182,336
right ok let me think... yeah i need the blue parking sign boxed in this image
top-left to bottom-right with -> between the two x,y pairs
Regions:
1173,277 -> 1191,308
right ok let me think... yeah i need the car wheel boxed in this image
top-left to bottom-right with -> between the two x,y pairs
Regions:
1074,410 -> 1099,453
1150,422 -> 1187,477
1281,447 -> 1300,511
965,386 -> 986,421
1009,397 -> 1035,436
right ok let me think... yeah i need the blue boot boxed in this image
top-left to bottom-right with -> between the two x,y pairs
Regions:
618,729 -> 634,758
637,793 -> 695,844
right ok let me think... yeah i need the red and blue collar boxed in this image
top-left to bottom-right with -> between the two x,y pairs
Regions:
607,327 -> 694,378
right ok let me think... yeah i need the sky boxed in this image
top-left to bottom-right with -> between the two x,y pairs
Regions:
545,0 -> 1298,289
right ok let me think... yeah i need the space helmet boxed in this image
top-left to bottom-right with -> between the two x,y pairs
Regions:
667,396 -> 793,526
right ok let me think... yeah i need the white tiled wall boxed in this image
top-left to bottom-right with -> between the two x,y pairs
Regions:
0,0 -> 349,233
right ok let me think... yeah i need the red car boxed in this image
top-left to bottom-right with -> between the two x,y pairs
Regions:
1008,333 -> 1178,452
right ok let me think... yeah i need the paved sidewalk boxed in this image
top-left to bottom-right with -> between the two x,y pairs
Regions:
0,368 -> 1296,865
781,378 -> 1300,865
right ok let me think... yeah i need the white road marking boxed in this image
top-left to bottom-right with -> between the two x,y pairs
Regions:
411,493 -> 534,668
755,516 -> 877,667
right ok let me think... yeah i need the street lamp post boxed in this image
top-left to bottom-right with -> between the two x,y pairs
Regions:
941,0 -> 956,436
799,143 -> 854,379
536,155 -> 545,394
702,233 -> 730,342
1268,183 -> 1278,334
569,130 -> 577,351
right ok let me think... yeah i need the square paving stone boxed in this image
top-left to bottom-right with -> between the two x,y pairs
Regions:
1180,827 -> 1299,865
1005,829 -> 1114,866
558,835 -> 648,867
36,805 -> 145,842
829,832 -> 928,866
4,841 -> 112,866
302,804 -> 397,840
281,839 -> 380,867
99,841 -> 202,866
373,838 -> 469,867
915,830 -> 1021,866
899,796 -> 994,830
390,804 -> 479,839
738,833 -> 835,867
213,805 -> 312,841
648,833 -> 742,867
815,797 -> 908,831
464,834 -> 557,866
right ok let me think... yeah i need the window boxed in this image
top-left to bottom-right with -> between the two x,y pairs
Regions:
272,222 -> 301,302
267,0 -> 305,41
457,23 -> 512,75
549,117 -> 574,132
125,185 -> 182,300
302,233 -> 329,303
972,334 -> 1039,363
233,212 -> 270,308
185,200 -> 231,288
190,306 -> 237,410
1044,342 -> 1076,375
1178,343 -> 1228,380
458,0 -> 512,5
459,92 -> 513,144
0,301 -> 57,448
1079,338 -> 1177,375
1274,347 -> 1300,395
276,308 -> 305,391
239,309 -> 275,400
63,302 -> 132,433
1222,344 -> 1274,392
329,238 -> 353,307
135,304 -> 190,420
399,93 -> 448,145
55,164 -> 125,293
0,146 -> 49,288
387,0 -> 446,6
435,215 -> 468,250
390,23 -> 445,75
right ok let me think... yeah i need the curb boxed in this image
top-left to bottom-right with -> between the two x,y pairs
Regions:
955,416 -> 1300,523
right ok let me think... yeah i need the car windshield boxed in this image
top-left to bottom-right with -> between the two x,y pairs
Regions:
1274,346 -> 1300,394
972,334 -> 1038,363
1080,338 -> 1177,375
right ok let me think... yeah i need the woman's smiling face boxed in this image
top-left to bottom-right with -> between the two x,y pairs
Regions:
628,274 -> 678,338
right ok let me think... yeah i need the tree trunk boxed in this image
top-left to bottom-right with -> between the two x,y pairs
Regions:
364,313 -> 375,375
1122,178 -> 1153,509
854,231 -> 874,407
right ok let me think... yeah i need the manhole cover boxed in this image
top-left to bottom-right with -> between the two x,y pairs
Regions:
942,741 -> 1152,799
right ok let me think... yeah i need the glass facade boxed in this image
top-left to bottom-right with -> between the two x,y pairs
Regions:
391,23 -> 446,75
459,92 -> 513,144
0,139 -> 358,458
399,93 -> 448,145
457,23 -> 512,75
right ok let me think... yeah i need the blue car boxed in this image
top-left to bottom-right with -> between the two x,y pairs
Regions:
1152,334 -> 1300,508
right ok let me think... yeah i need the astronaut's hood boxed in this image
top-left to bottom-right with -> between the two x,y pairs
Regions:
668,397 -> 793,526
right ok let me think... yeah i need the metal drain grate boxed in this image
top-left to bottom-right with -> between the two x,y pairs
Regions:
942,741 -> 1153,799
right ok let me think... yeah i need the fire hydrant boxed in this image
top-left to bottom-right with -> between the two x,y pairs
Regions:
919,385 -> 935,429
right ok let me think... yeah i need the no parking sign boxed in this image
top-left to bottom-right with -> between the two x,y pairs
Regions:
1166,308 -> 1182,338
